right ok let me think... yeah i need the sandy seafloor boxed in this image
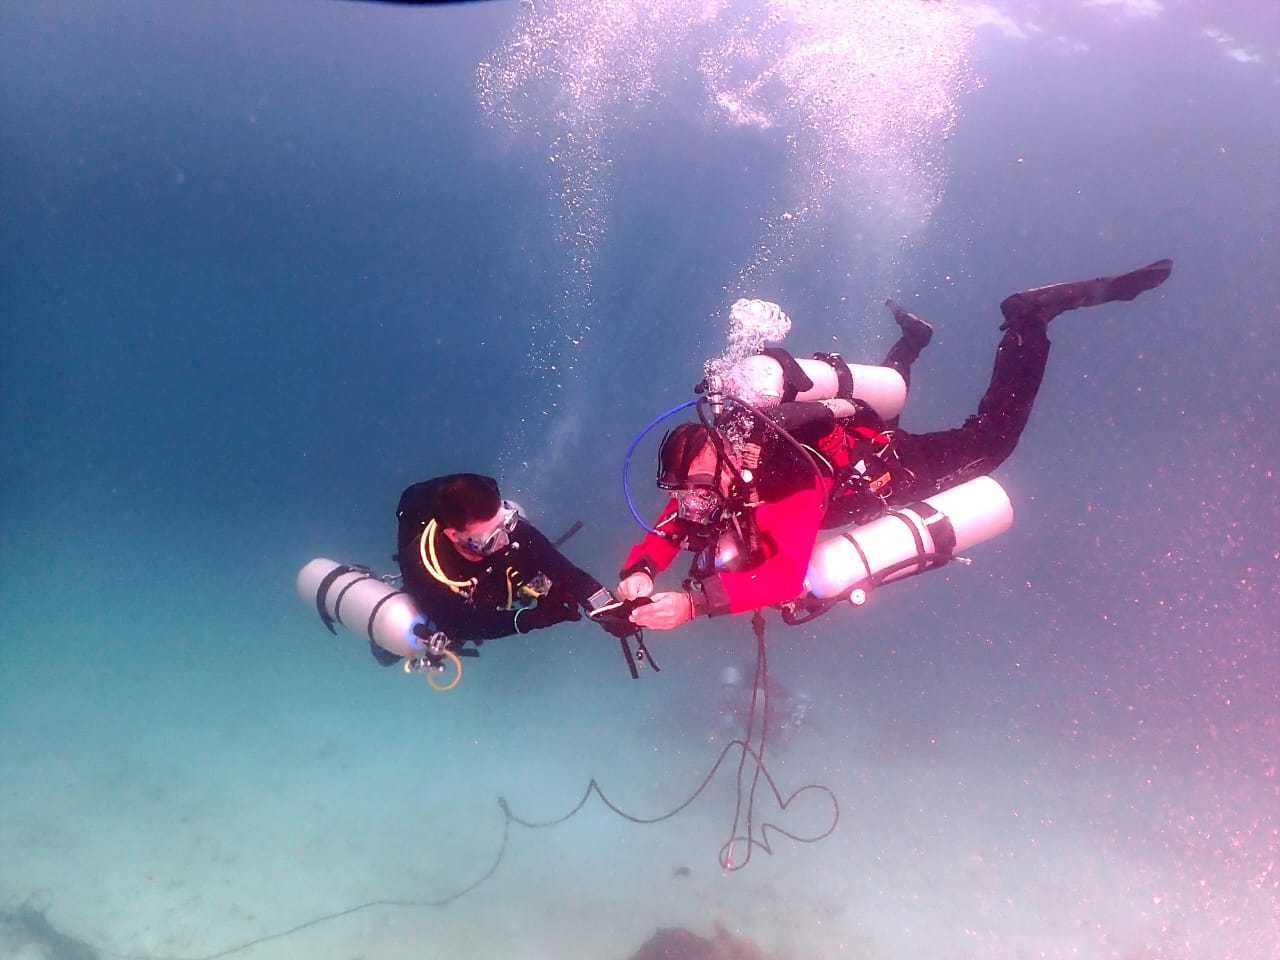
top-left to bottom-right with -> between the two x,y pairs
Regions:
2,1 -> 1278,959
2,516 -> 1275,959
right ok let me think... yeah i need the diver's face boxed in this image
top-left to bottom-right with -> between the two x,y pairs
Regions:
667,450 -> 730,526
446,502 -> 518,560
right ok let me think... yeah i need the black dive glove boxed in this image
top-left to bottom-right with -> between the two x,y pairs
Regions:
597,618 -> 638,640
515,582 -> 582,634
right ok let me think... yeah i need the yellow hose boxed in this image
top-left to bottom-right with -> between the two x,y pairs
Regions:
421,520 -> 475,592
426,649 -> 463,691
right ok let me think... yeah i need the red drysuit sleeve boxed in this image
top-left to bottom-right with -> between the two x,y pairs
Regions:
620,498 -> 683,580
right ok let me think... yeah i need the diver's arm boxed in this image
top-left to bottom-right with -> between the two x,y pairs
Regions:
619,500 -> 682,585
516,520 -> 611,610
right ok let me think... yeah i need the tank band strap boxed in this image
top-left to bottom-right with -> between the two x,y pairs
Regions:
761,347 -> 814,403
813,352 -> 855,400
332,568 -> 375,631
898,501 -> 958,572
314,563 -> 366,633
839,527 -> 874,583
366,590 -> 410,643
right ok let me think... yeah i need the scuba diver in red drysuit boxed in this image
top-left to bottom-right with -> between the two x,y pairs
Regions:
615,258 -> 1173,632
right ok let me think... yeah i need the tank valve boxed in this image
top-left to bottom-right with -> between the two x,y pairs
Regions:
404,630 -> 450,673
698,373 -> 725,418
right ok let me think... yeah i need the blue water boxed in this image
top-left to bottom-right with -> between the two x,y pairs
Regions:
2,2 -> 1277,959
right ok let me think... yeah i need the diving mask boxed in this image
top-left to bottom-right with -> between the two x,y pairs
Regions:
673,486 -> 724,527
459,501 -> 520,557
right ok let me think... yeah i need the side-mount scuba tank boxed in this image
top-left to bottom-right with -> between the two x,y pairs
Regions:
297,558 -> 432,659
723,350 -> 907,421
783,475 -> 1015,624
295,557 -> 469,690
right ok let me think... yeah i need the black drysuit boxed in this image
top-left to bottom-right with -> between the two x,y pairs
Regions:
393,477 -> 606,652
792,323 -> 1052,529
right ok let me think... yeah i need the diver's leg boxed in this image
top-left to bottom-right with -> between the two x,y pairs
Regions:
889,325 -> 1050,498
966,323 -> 1052,464
881,298 -> 934,389
893,258 -> 1172,498
976,257 -> 1172,459
999,258 -> 1172,331
879,299 -> 934,430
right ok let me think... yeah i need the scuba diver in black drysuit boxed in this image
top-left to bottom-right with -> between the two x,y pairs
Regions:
390,473 -> 625,666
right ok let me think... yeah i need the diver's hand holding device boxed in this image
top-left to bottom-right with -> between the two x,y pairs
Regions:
588,596 -> 653,634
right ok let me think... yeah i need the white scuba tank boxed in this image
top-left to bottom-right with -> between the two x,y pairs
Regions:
803,476 -> 1014,601
296,557 -> 431,658
725,353 -> 907,420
